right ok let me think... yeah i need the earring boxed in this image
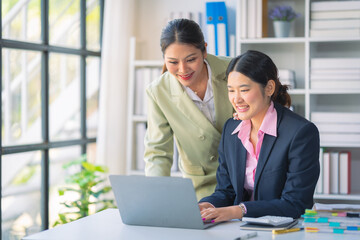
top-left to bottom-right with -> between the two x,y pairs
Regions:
233,112 -> 240,120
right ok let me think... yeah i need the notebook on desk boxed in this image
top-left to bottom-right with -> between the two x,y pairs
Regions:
109,175 -> 220,229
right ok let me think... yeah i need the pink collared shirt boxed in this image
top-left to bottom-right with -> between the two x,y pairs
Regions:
231,101 -> 277,201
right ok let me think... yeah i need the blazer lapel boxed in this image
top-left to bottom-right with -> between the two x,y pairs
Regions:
213,78 -> 233,133
253,103 -> 284,198
169,76 -> 220,136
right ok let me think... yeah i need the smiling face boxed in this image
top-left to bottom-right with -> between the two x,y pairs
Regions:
227,71 -> 275,124
164,42 -> 207,89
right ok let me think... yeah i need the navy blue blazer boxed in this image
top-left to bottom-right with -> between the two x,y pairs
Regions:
200,102 -> 320,218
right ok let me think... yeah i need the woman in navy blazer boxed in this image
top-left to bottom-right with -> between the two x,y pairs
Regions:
199,50 -> 320,222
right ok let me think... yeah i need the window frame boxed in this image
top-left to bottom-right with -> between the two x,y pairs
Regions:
0,0 -> 104,233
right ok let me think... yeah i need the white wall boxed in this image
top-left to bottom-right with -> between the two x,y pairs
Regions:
133,0 -> 236,60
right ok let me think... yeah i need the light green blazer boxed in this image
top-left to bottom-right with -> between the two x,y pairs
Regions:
144,54 -> 233,200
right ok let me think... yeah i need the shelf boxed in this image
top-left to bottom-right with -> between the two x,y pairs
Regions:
314,193 -> 360,201
321,143 -> 360,148
288,89 -> 305,95
309,89 -> 360,95
134,60 -> 163,67
239,37 -> 306,44
309,37 -> 360,43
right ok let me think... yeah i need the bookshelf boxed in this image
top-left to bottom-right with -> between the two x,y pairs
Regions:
126,37 -> 181,177
236,0 -> 360,201
129,0 -> 360,201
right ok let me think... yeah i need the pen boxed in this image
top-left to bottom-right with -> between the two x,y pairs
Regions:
234,231 -> 257,240
272,227 -> 303,234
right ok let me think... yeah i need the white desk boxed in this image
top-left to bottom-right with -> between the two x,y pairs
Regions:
23,209 -> 358,240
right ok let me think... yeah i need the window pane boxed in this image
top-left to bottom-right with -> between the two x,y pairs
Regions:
86,0 -> 101,51
2,151 -> 42,239
87,143 -> 97,164
86,57 -> 99,138
49,146 -> 81,228
49,0 -> 80,48
2,0 -> 41,42
2,49 -> 42,146
49,53 -> 81,141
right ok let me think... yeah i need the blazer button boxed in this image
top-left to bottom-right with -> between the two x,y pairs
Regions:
199,135 -> 205,140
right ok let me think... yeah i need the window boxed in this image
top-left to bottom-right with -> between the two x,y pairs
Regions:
1,0 -> 103,239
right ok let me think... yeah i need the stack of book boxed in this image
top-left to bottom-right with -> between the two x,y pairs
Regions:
239,0 -> 268,39
278,69 -> 296,89
311,112 -> 360,145
134,67 -> 162,116
310,0 -> 360,38
303,209 -> 360,235
316,148 -> 351,195
310,58 -> 360,90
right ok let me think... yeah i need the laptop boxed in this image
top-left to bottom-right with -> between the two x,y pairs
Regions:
109,175 -> 220,229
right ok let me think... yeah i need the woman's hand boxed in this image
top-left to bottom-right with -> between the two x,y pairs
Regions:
198,202 -> 215,211
200,205 -> 243,223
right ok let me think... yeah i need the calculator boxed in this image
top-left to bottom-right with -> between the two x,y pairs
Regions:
242,215 -> 294,226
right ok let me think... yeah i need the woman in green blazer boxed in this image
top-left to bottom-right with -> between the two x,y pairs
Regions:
144,19 -> 233,200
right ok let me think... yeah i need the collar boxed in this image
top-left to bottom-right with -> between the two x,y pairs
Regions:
231,101 -> 277,137
184,60 -> 213,102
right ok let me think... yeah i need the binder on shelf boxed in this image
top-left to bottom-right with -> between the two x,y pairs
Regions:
330,152 -> 339,194
240,0 -> 248,39
311,112 -> 360,124
316,147 -> 324,194
247,0 -> 257,39
206,1 -> 229,56
323,151 -> 330,195
311,81 -> 360,90
135,123 -> 147,171
315,123 -> 360,133
310,28 -> 360,38
339,151 -> 351,195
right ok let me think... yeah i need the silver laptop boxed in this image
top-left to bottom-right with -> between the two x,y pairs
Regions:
109,175 -> 219,229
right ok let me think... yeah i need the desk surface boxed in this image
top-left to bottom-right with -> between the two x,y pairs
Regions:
23,209 -> 358,240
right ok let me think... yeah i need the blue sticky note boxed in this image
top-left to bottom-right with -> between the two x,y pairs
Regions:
347,226 -> 358,231
317,217 -> 328,223
333,229 -> 344,234
329,222 -> 340,227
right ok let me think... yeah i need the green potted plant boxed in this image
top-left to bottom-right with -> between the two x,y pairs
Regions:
269,5 -> 301,37
53,154 -> 116,227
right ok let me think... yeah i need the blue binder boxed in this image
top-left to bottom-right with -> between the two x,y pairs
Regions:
206,2 -> 229,56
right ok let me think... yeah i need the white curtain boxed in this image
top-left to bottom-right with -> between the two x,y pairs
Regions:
96,0 -> 134,174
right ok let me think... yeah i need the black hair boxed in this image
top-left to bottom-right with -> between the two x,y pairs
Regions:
160,19 -> 206,55
226,50 -> 291,107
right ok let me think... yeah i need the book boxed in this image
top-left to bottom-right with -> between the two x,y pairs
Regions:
255,0 -> 268,38
311,73 -> 360,80
311,69 -> 360,75
339,151 -> 351,194
320,133 -> 360,144
311,80 -> 360,89
323,151 -> 331,194
247,0 -> 257,39
330,152 -> 339,194
314,122 -> 360,133
310,28 -> 360,38
311,19 -> 360,29
311,58 -> 360,69
314,203 -> 360,211
311,1 -> 360,12
311,112 -> 360,123
240,219 -> 299,231
240,0 -> 248,39
311,10 -> 360,20
316,147 -> 324,194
